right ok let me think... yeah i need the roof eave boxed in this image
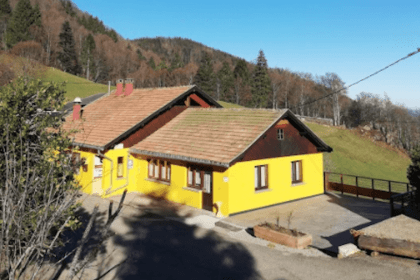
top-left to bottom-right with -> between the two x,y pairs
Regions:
130,148 -> 230,168
73,142 -> 104,151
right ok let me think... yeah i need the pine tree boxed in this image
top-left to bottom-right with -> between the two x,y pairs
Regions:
251,50 -> 271,108
148,57 -> 156,70
233,59 -> 250,105
169,53 -> 183,72
58,21 -> 80,75
5,0 -> 35,48
32,3 -> 42,27
81,34 -> 96,80
193,52 -> 215,96
407,145 -> 420,203
217,61 -> 234,102
0,0 -> 11,16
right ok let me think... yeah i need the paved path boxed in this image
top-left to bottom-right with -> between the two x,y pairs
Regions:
57,192 -> 419,280
223,193 -> 391,253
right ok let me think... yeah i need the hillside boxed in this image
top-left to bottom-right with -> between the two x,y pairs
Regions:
305,122 -> 410,184
42,67 -> 113,101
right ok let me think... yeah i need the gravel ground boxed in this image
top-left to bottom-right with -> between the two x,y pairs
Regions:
359,214 -> 420,243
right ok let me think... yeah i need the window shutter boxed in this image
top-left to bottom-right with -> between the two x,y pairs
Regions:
167,164 -> 171,180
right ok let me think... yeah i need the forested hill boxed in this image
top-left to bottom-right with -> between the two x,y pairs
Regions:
134,37 -> 242,67
1,0 -> 420,153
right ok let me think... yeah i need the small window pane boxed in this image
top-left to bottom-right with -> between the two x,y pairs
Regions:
254,166 -> 259,188
203,172 -> 211,193
195,170 -> 201,187
188,169 -> 193,185
161,164 -> 166,180
148,161 -> 153,177
154,161 -> 159,178
261,165 -> 266,187
167,164 -> 171,180
117,157 -> 123,177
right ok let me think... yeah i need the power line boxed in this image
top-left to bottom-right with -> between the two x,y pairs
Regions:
289,48 -> 420,111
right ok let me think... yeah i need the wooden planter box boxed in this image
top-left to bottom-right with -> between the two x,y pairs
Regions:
253,225 -> 312,249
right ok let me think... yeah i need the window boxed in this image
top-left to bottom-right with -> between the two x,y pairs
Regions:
82,158 -> 88,172
291,160 -> 302,183
254,165 -> 268,190
148,159 -> 171,183
277,129 -> 284,140
117,157 -> 124,178
188,167 -> 212,191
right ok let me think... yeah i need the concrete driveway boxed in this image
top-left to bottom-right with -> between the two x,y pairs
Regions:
50,192 -> 419,280
222,193 -> 391,253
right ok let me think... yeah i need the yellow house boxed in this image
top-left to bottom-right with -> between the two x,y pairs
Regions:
129,108 -> 332,217
65,81 -> 332,217
63,82 -> 221,196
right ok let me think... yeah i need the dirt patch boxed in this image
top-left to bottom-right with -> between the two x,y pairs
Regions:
258,222 -> 305,237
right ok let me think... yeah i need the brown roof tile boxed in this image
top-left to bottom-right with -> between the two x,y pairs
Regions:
63,86 -> 195,148
130,108 -> 288,166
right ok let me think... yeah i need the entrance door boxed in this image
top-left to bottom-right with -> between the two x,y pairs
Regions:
202,171 -> 213,211
92,156 -> 103,195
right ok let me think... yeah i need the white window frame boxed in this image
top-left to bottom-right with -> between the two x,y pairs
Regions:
291,160 -> 302,184
277,128 -> 284,140
255,165 -> 268,190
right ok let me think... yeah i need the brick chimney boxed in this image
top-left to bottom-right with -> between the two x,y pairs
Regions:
116,79 -> 124,96
124,78 -> 134,96
72,97 -> 82,121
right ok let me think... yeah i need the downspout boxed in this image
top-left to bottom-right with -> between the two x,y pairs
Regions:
105,152 -> 130,195
97,151 -> 113,195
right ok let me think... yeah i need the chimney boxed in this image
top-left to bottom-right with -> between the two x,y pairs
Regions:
124,78 -> 134,96
72,97 -> 82,121
116,79 -> 124,96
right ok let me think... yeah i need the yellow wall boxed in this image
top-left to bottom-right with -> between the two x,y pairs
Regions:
226,153 -> 324,215
75,149 -> 324,217
75,148 -> 139,197
74,150 -> 94,194
135,159 -> 203,209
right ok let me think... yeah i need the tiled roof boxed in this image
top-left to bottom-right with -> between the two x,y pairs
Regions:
63,86 -> 196,149
130,108 -> 288,166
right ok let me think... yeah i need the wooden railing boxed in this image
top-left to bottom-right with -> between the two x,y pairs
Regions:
324,172 -> 412,201
390,191 -> 416,216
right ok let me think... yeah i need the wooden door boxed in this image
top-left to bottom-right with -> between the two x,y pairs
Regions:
202,171 -> 213,211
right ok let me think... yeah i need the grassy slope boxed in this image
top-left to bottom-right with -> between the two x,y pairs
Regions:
217,101 -> 244,108
42,67 -> 114,102
305,122 -> 411,191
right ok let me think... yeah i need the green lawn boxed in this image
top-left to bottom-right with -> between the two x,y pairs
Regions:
305,122 -> 411,192
41,67 -> 114,102
218,101 -> 244,108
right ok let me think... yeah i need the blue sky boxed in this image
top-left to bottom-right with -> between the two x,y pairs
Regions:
72,0 -> 420,109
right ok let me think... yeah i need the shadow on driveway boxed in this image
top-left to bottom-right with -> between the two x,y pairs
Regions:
111,195 -> 261,280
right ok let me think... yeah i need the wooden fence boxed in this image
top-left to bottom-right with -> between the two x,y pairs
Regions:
324,172 -> 412,201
